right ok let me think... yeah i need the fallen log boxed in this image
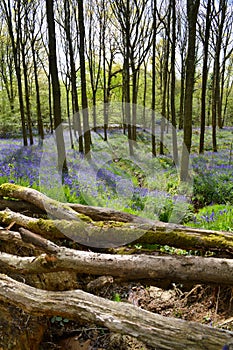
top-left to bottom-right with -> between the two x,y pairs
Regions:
0,208 -> 147,246
1,183 -> 233,251
1,206 -> 233,251
0,198 -> 148,223
1,229 -> 233,286
0,273 -> 232,350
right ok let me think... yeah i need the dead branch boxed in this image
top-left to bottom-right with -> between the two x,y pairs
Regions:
1,230 -> 233,285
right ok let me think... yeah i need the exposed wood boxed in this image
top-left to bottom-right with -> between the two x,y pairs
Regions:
0,227 -> 35,249
19,227 -> 60,253
0,273 -> 232,350
86,275 -> 114,292
1,231 -> 233,286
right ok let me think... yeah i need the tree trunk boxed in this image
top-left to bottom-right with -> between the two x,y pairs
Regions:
1,0 -> 28,146
151,0 -> 157,157
212,0 -> 227,149
77,0 -> 91,156
64,0 -> 83,152
21,43 -> 34,146
199,0 -> 211,154
180,0 -> 200,181
170,0 -> 178,164
178,51 -> 185,130
125,0 -> 134,156
32,41 -> 44,143
160,34 -> 170,155
46,0 -> 68,174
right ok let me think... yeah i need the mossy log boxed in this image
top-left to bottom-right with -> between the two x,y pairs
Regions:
1,183 -> 233,252
0,207 -> 233,251
0,273 -> 233,350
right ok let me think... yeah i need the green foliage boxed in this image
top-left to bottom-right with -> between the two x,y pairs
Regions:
186,205 -> 233,232
193,173 -> 233,207
50,316 -> 70,326
112,293 -> 121,302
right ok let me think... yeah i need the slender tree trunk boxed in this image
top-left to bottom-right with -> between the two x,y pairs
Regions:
87,1 -> 102,134
103,22 -> 108,141
212,0 -> 226,150
21,45 -> 33,145
180,0 -> 200,181
178,53 -> 185,129
160,35 -> 170,155
46,0 -> 68,175
1,0 -> 28,146
125,0 -> 133,155
142,60 -> 147,130
9,64 -> 15,115
151,0 -> 157,157
32,44 -> 44,143
131,65 -> 138,142
77,0 -> 91,156
212,60 -> 218,152
199,0 -> 211,154
65,83 -> 74,149
64,0 -> 83,152
222,60 -> 233,126
170,0 -> 178,164
48,73 -> 53,133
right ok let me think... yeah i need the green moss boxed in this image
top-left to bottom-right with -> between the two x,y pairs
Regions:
0,183 -> 23,197
135,227 -> 233,252
77,213 -> 93,222
0,211 -> 11,224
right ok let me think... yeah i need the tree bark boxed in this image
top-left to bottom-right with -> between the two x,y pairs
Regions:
77,0 -> 91,155
199,0 -> 211,154
0,183 -> 81,221
0,274 -> 232,350
46,0 -> 68,174
64,0 -> 83,152
180,0 -> 200,181
1,0 -> 28,146
170,0 -> 178,164
1,229 -> 233,286
151,0 -> 157,157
